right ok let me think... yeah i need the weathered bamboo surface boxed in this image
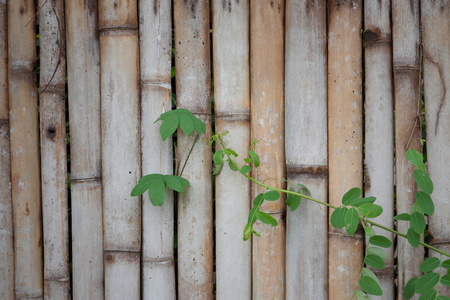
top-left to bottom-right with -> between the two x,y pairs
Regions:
65,0 -> 104,298
138,0 -> 175,298
39,0 -> 70,298
174,0 -> 213,298
250,0 -> 285,298
212,0 -> 251,298
285,1 -> 328,299
364,1 -> 394,299
8,1 -> 44,298
327,1 -> 364,298
422,1 -> 450,296
0,0 -> 14,298
393,1 -> 423,298
99,0 -> 141,298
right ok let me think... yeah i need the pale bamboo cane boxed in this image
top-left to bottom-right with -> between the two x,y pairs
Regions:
285,1 -> 328,299
138,0 -> 175,298
8,1 -> 44,298
327,1 -> 364,298
174,0 -> 213,298
393,1 -> 423,298
98,1 -> 141,299
212,0 -> 251,298
364,1 -> 395,299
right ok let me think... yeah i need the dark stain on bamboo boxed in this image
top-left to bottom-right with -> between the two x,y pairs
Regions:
46,126 -> 56,141
84,0 -> 98,17
153,0 -> 160,15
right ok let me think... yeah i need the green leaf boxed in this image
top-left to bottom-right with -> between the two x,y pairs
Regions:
330,207 -> 347,229
437,296 -> 450,300
263,191 -> 280,201
213,150 -> 225,165
179,112 -> 194,136
131,174 -> 159,196
442,259 -> 450,269
394,213 -> 411,221
361,267 -> 380,285
411,202 -> 424,214
441,274 -> 450,287
414,169 -> 434,194
404,277 -> 417,299
228,161 -> 238,171
366,247 -> 387,260
358,203 -> 383,218
192,116 -> 206,134
407,227 -> 421,248
344,207 -> 359,236
163,175 -> 189,193
256,211 -> 278,226
406,149 -> 424,166
416,191 -> 435,216
248,206 -> 258,224
411,212 -> 426,234
285,186 -> 295,206
364,226 -> 375,238
159,114 -> 179,141
364,254 -> 385,269
294,183 -> 312,197
244,158 -> 252,163
346,196 -> 377,207
418,289 -> 437,300
286,185 -> 303,212
225,149 -> 239,157
369,235 -> 392,248
415,272 -> 439,294
248,150 -> 260,167
342,187 -> 361,205
212,163 -> 223,175
148,176 -> 166,206
155,109 -> 206,140
253,193 -> 264,207
243,224 -> 252,241
240,165 -> 251,175
359,276 -> 383,295
355,290 -> 371,300
420,257 -> 440,273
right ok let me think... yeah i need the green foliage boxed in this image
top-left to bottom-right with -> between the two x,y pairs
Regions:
155,108 -> 206,141
131,174 -> 189,206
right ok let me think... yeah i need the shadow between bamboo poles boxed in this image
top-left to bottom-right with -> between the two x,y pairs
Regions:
65,0 -> 104,299
212,0 -> 252,298
38,0 -> 70,298
327,1 -> 364,298
8,0 -> 44,298
363,1 -> 395,299
422,2 -> 450,296
0,0 -> 15,298
174,1 -> 214,298
392,1 -> 423,298
138,0 -> 176,298
250,0 -> 286,298
98,1 -> 141,299
285,1 -> 328,299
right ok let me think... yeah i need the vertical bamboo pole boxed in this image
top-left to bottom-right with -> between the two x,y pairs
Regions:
364,1 -> 394,299
285,1 -> 328,299
250,0 -> 285,298
99,1 -> 141,299
212,0 -> 251,298
174,0 -> 213,298
38,0 -> 70,298
421,1 -> 450,296
138,0 -> 175,298
0,0 -> 15,298
392,1 -> 423,298
8,1 -> 44,298
65,1 -> 104,299
327,1 -> 364,298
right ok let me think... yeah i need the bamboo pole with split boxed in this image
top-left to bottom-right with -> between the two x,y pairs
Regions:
392,1 -> 423,298
0,0 -> 14,298
38,0 -> 70,298
212,0 -> 251,298
99,1 -> 141,298
421,1 -> 450,296
138,0 -> 175,298
363,1 -> 395,299
65,0 -> 104,299
250,0 -> 286,298
8,1 -> 44,298
174,0 -> 213,298
327,1 -> 364,298
284,1 -> 328,299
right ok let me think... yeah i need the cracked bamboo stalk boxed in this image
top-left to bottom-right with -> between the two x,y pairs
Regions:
392,1 -> 423,298
8,1 -> 44,298
138,0 -> 175,298
65,0 -> 104,299
285,1 -> 328,299
99,1 -> 141,299
250,0 -> 286,298
327,1 -> 364,299
212,0 -> 251,298
363,1 -> 395,299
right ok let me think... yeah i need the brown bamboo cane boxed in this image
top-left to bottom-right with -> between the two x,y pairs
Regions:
0,0 -> 15,298
212,0 -> 251,298
98,1 -> 141,299
138,0 -> 175,298
421,1 -> 450,296
327,1 -> 364,299
393,1 -> 423,298
174,0 -> 213,298
65,0 -> 104,299
8,1 -> 44,298
363,1 -> 395,299
38,0 -> 70,298
250,0 -> 286,298
284,1 -> 328,299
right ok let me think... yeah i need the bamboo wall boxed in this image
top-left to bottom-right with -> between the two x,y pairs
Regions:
0,1 -> 448,299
